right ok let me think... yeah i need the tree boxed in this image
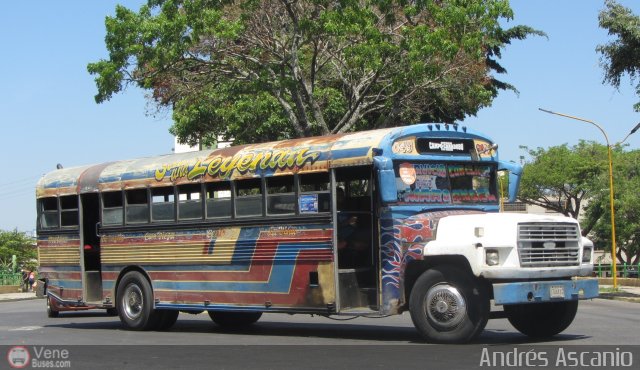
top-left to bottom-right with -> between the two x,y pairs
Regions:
597,0 -> 640,111
517,142 -> 609,232
583,149 -> 640,265
88,0 -> 543,145
0,229 -> 36,272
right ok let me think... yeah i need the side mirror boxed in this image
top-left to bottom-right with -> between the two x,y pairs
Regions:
374,157 -> 397,204
498,161 -> 522,202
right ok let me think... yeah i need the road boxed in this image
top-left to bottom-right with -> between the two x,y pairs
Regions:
0,298 -> 637,345
1,298 -> 638,369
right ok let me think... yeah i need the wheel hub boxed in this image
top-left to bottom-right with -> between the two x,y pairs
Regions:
123,284 -> 143,320
424,284 -> 467,330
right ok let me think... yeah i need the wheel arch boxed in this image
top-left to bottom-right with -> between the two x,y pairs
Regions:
114,266 -> 155,305
403,255 -> 480,308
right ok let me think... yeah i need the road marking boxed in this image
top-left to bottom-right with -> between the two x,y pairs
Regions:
9,326 -> 42,331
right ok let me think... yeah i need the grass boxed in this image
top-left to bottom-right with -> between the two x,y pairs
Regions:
599,286 -> 624,293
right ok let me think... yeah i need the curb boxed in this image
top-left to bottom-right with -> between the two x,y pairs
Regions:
596,295 -> 640,303
0,296 -> 40,303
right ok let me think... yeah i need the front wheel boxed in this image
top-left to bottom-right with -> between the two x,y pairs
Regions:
208,311 -> 262,328
505,301 -> 578,338
409,266 -> 489,343
46,296 -> 59,318
116,271 -> 161,330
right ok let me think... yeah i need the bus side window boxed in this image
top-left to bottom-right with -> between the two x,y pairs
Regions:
178,183 -> 203,220
151,187 -> 175,222
40,197 -> 59,229
235,178 -> 263,217
299,172 -> 330,213
267,176 -> 295,215
60,195 -> 79,227
206,181 -> 232,219
125,189 -> 149,224
102,191 -> 123,226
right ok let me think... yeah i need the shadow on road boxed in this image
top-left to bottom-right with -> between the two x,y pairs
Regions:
42,313 -> 591,345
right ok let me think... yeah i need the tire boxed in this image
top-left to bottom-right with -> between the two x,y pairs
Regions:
208,311 -> 262,328
46,296 -> 59,318
409,265 -> 489,343
505,300 -> 578,338
106,308 -> 118,316
156,310 -> 179,330
116,271 -> 162,330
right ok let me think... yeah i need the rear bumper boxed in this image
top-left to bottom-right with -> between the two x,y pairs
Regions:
493,278 -> 599,305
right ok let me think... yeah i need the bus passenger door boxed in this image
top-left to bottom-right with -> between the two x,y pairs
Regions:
334,167 -> 379,312
80,193 -> 103,303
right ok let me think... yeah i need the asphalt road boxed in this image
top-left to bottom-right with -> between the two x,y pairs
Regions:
0,298 -> 638,346
1,298 -> 638,369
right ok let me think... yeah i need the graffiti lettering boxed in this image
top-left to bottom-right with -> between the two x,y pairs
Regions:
155,148 -> 320,182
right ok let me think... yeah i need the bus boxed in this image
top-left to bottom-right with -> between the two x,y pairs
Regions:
36,123 -> 598,343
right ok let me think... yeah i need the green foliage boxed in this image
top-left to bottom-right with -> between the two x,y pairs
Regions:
583,149 -> 640,264
520,141 -> 640,264
89,0 -> 542,144
518,141 -> 609,222
597,0 -> 640,111
0,230 -> 36,272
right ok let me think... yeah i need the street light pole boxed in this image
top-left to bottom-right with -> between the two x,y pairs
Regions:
538,108 -> 619,289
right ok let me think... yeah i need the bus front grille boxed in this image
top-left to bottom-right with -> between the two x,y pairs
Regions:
517,223 -> 581,267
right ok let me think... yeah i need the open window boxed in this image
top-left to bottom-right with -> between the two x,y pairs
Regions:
206,181 -> 232,219
125,189 -> 149,224
39,197 -> 59,229
60,195 -> 79,228
266,176 -> 295,215
102,191 -> 123,226
299,172 -> 331,214
235,178 -> 263,217
151,187 -> 175,222
178,184 -> 203,220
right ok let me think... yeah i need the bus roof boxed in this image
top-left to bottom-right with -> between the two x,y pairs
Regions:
36,124 -> 494,198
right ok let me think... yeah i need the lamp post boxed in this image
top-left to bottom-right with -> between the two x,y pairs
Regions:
537,109 -> 640,290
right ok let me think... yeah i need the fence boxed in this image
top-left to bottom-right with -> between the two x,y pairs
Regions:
0,273 -> 21,286
595,263 -> 640,278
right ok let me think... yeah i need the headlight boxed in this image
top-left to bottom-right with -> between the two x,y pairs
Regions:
582,247 -> 592,263
486,249 -> 500,266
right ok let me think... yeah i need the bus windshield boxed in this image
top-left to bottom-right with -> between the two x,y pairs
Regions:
395,162 -> 498,205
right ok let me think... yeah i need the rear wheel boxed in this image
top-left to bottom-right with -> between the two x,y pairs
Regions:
156,310 -> 179,330
505,301 -> 578,338
46,296 -> 59,318
409,265 -> 489,343
116,271 -> 161,330
208,311 -> 262,328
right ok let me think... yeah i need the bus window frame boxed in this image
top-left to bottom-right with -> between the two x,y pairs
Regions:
151,186 -> 176,223
38,196 -> 60,230
177,183 -> 204,221
101,190 -> 124,226
125,188 -> 150,225
205,181 -> 233,220
59,194 -> 79,228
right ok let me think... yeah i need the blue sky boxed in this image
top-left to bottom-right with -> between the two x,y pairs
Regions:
1,0 -> 640,233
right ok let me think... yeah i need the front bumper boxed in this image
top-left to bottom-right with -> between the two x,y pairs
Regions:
493,278 -> 599,305
478,266 -> 594,279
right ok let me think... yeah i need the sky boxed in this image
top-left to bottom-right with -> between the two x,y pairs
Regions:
1,0 -> 640,234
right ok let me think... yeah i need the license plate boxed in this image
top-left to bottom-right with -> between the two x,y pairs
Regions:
550,285 -> 565,299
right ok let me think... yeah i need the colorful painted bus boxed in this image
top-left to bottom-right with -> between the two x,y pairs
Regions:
36,123 -> 598,343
